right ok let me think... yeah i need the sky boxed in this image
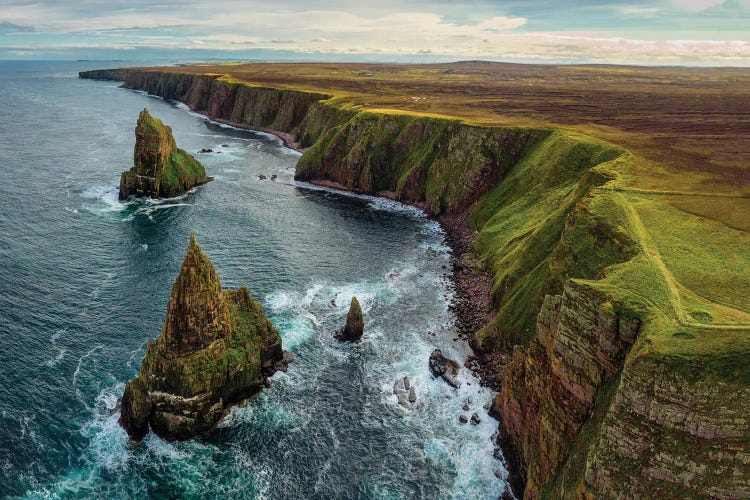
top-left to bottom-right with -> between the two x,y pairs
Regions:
0,0 -> 749,64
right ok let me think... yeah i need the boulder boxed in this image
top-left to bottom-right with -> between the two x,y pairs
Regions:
428,349 -> 461,388
336,296 -> 364,342
119,108 -> 211,200
119,233 -> 287,441
393,375 -> 417,408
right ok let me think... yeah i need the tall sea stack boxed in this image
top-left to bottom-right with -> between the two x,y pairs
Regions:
119,233 -> 286,441
119,108 -> 210,200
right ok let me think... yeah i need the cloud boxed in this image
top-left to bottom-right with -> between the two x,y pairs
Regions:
0,20 -> 33,32
0,1 -> 748,64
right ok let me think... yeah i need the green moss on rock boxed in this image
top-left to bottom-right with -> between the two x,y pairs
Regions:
119,109 -> 210,200
119,233 -> 285,441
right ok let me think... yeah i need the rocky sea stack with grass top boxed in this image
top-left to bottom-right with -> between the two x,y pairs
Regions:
119,233 -> 287,441
119,108 -> 211,200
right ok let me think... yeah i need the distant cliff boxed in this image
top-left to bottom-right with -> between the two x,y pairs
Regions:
81,68 -> 750,499
119,108 -> 210,199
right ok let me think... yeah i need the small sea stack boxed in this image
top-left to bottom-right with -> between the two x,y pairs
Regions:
336,296 -> 364,342
119,233 -> 287,441
428,349 -> 461,388
119,108 -> 211,200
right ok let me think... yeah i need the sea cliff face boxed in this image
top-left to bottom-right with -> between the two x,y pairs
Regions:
296,112 -> 546,214
80,69 -> 334,147
496,281 -> 641,497
81,68 -> 750,499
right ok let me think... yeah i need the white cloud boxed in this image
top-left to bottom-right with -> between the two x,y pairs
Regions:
0,1 -> 748,64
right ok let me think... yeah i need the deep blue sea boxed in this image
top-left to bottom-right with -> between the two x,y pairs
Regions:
0,61 -> 508,498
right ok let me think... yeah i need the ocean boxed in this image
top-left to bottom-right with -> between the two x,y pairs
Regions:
0,61 -> 507,498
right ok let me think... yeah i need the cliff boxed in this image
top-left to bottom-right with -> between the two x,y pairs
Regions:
119,108 -> 210,200
120,234 -> 285,441
82,67 -> 750,498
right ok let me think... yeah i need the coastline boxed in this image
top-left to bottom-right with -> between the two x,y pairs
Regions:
209,116 -> 306,153
109,77 -> 518,491
117,79 -> 501,373
304,183 -> 504,388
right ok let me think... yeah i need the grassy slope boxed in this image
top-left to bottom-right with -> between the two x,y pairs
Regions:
161,148 -> 207,197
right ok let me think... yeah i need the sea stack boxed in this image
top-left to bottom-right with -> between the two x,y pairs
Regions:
119,108 -> 210,200
119,233 -> 286,441
336,296 -> 364,342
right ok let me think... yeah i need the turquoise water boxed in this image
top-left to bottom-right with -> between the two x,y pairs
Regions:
0,61 -> 508,498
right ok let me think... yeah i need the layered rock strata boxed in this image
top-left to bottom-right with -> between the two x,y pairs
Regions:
120,233 -> 285,441
119,108 -> 210,200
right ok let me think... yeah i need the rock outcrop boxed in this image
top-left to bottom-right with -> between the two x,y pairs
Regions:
335,296 -> 364,342
119,233 -> 286,441
494,281 -> 641,497
428,349 -> 461,388
393,375 -> 418,408
119,109 -> 210,200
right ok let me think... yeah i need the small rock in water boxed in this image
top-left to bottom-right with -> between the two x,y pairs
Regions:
459,415 -> 468,424
221,144 -> 229,147
271,174 -> 277,180
463,403 -> 470,411
470,413 -> 481,425
393,375 -> 417,408
428,349 -> 461,388
198,148 -> 214,153
335,296 -> 364,342
257,174 -> 268,180
273,350 -> 295,373
393,379 -> 401,394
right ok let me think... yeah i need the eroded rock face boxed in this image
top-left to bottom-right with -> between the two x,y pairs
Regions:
336,296 -> 364,342
429,349 -> 461,388
119,109 -> 210,200
495,281 -> 642,498
119,234 -> 285,441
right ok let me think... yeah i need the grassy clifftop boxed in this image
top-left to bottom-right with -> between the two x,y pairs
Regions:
81,62 -> 750,498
